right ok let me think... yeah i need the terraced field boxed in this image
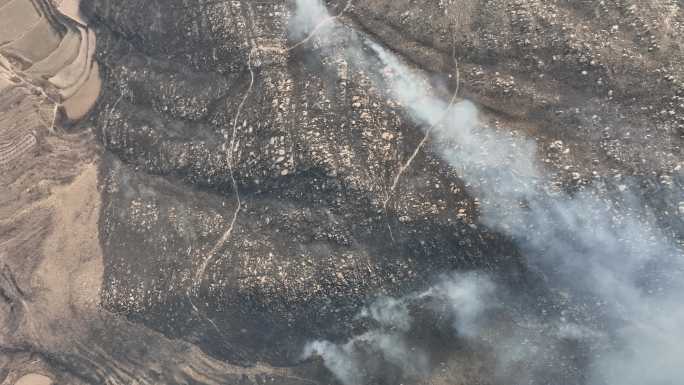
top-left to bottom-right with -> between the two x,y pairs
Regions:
0,84 -> 39,169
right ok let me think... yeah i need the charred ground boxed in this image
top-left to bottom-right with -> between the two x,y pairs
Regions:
1,0 -> 682,384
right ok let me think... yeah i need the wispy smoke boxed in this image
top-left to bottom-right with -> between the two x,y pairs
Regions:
302,340 -> 364,385
290,2 -> 684,385
357,296 -> 412,332
418,272 -> 495,338
302,272 -> 491,385
288,0 -> 332,40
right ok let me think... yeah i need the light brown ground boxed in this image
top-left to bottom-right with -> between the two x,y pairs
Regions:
0,0 -> 42,44
26,26 -> 82,78
33,162 -> 103,322
0,75 -> 100,383
62,61 -> 101,121
13,374 -> 52,385
3,18 -> 63,64
55,0 -> 88,26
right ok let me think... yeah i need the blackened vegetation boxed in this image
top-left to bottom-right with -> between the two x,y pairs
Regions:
81,0 -> 683,384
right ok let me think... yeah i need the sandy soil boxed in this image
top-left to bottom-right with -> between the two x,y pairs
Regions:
3,19 -> 63,64
27,26 -> 82,77
0,78 -> 100,383
55,0 -> 87,26
13,374 -> 52,385
33,162 -> 103,321
0,0 -> 42,44
62,61 -> 101,121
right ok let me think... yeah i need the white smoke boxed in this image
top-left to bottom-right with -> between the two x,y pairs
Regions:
290,1 -> 684,385
302,273 -> 492,385
302,340 -> 364,385
357,296 -> 412,332
418,272 -> 495,338
288,0 -> 335,41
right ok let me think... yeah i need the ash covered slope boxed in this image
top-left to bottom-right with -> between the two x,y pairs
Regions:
18,0 -> 678,383
85,0 -> 534,366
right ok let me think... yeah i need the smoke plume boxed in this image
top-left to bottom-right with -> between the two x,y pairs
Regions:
290,2 -> 684,385
288,0 -> 333,40
302,272 -> 493,385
